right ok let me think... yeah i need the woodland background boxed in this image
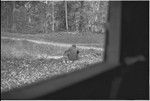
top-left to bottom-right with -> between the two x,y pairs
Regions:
1,1 -> 109,35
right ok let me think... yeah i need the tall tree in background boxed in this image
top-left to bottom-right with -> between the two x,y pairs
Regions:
54,1 -> 66,32
65,1 -> 68,31
52,1 -> 55,31
74,1 -> 81,33
11,2 -> 17,32
1,2 -> 14,31
67,1 -> 75,32
67,1 -> 81,33
45,1 -> 55,33
81,1 -> 108,34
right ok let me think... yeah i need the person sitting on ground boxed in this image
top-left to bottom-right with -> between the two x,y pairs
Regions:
63,44 -> 80,63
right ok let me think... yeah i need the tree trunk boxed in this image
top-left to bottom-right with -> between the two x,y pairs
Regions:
45,2 -> 49,34
75,13 -> 79,33
12,2 -> 16,32
52,1 -> 55,31
65,1 -> 68,31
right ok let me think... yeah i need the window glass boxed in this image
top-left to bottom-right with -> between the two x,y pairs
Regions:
1,1 -> 109,92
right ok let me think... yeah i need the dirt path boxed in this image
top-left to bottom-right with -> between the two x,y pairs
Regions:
1,36 -> 104,51
1,32 -> 105,47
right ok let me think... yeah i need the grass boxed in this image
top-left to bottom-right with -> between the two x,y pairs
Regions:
1,31 -> 105,92
1,48 -> 103,93
1,32 -> 105,48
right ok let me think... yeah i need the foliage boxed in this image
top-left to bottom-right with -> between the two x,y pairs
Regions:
1,1 -> 109,35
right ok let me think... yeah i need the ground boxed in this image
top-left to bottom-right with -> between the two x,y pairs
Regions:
1,32 -> 105,92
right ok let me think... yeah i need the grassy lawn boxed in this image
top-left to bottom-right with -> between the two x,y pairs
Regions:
1,32 -> 105,92
1,48 -> 103,92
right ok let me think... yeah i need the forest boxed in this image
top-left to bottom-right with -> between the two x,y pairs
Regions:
1,1 -> 109,35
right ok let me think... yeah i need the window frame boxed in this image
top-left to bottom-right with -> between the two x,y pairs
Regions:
1,1 -> 122,99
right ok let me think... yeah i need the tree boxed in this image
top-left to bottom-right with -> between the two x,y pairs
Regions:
44,1 -> 54,33
67,1 -> 82,33
1,1 -> 109,34
81,1 -> 109,34
54,1 -> 66,32
11,2 -> 16,32
65,1 -> 68,31
52,2 -> 55,31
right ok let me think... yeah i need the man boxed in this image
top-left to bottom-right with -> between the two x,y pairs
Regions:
63,44 -> 79,63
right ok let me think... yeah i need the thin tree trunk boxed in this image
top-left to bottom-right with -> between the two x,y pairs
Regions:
12,2 -> 16,32
45,1 -> 49,34
65,1 -> 68,31
75,12 -> 80,33
45,14 -> 48,33
52,1 -> 55,31
75,15 -> 79,32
